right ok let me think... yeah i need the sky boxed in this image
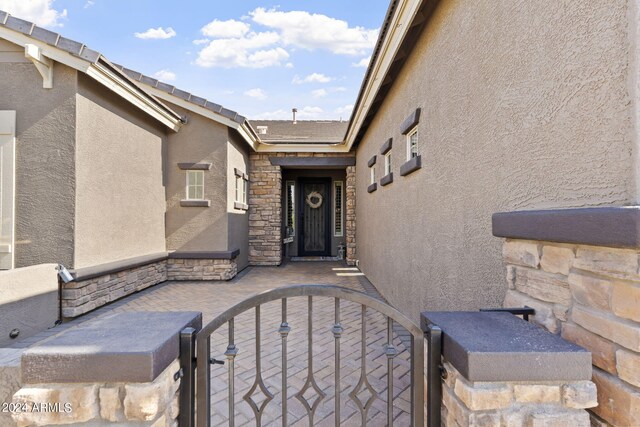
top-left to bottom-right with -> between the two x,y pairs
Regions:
0,0 -> 390,120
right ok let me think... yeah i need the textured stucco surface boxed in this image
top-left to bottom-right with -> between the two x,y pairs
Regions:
227,130 -> 250,270
0,264 -> 58,347
355,0 -> 637,321
0,55 -> 76,268
75,74 -> 167,268
165,102 -> 229,252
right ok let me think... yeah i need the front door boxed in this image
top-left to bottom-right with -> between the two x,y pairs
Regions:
299,179 -> 331,256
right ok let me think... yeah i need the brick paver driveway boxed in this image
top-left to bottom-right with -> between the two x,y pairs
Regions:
17,262 -> 414,426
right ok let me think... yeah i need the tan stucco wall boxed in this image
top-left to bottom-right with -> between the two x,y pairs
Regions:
355,0 -> 638,321
74,74 -> 167,268
227,130 -> 250,270
0,48 -> 77,268
165,102 -> 229,252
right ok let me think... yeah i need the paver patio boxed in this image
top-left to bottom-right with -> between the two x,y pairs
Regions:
8,261 -> 414,426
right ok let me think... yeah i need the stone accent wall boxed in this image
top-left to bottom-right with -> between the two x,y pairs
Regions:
11,359 -> 180,426
345,165 -> 357,265
249,153 -> 282,265
502,240 -> 640,426
167,258 -> 237,281
62,261 -> 167,318
440,361 -> 596,426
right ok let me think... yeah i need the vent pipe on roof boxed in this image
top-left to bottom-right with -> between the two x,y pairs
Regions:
292,108 -> 297,124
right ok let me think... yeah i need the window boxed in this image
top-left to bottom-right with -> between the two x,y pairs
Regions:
0,110 -> 16,270
407,128 -> 418,160
334,181 -> 344,237
235,175 -> 248,205
384,152 -> 392,176
370,166 -> 376,185
285,181 -> 295,236
186,170 -> 204,200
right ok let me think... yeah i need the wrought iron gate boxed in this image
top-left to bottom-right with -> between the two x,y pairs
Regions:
181,285 -> 428,426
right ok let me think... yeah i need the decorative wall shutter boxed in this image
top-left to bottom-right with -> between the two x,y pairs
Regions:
0,111 -> 16,270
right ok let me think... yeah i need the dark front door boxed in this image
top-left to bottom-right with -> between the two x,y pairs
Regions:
299,179 -> 331,256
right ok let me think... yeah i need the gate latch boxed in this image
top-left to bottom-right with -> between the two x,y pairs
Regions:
210,358 -> 225,365
173,368 -> 184,381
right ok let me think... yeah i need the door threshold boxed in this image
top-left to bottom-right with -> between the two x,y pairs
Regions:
291,256 -> 342,262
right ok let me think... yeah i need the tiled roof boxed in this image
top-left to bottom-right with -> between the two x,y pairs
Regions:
0,10 -> 101,62
114,64 -> 247,125
251,120 -> 348,144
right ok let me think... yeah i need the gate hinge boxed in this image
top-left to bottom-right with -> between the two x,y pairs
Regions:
174,368 -> 184,381
210,358 -> 225,365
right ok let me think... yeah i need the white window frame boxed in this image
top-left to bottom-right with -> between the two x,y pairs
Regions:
235,174 -> 248,205
0,111 -> 16,270
285,180 -> 295,236
186,170 -> 204,200
384,152 -> 392,176
243,178 -> 248,205
333,181 -> 344,237
370,166 -> 376,185
407,127 -> 418,160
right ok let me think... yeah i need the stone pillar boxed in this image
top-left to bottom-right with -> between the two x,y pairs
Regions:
248,154 -> 282,265
345,165 -> 356,265
493,207 -> 640,426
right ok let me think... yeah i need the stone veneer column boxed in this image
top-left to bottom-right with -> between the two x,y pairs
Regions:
248,154 -> 282,265
346,165 -> 356,265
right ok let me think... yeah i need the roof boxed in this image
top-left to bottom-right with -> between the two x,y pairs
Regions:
114,64 -> 247,125
0,9 -> 183,131
251,120 -> 349,144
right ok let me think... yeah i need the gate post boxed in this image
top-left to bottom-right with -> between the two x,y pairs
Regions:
180,327 -> 197,427
424,323 -> 443,427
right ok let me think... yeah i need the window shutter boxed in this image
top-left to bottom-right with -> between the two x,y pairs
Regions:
0,111 -> 16,270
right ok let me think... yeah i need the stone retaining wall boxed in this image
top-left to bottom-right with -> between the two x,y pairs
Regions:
441,361 -> 596,426
11,359 -> 180,427
62,260 -> 167,318
502,239 -> 640,426
167,258 -> 237,281
345,165 -> 357,265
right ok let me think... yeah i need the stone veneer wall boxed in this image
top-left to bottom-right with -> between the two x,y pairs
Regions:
11,359 -> 180,426
502,240 -> 640,426
62,261 -> 167,318
248,153 -> 282,265
440,361 -> 596,426
345,165 -> 356,265
167,258 -> 237,281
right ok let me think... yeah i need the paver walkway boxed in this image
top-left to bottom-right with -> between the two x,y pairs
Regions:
7,261 -> 415,426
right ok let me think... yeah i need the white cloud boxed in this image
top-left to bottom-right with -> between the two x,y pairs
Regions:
244,88 -> 267,100
0,0 -> 67,27
192,38 -> 209,45
253,106 -> 324,120
201,19 -> 250,38
153,69 -> 176,82
84,0 -> 94,9
352,56 -> 371,68
195,31 -> 288,68
331,86 -> 347,92
134,27 -> 177,40
285,62 -> 294,68
292,73 -> 332,85
334,104 -> 354,116
250,8 -> 378,56
311,89 -> 327,98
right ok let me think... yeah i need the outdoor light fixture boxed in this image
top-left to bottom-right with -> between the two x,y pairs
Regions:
56,264 -> 74,283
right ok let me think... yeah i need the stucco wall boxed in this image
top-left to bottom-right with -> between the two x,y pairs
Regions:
165,102 -> 229,252
227,129 -> 250,270
0,48 -> 77,268
355,0 -> 637,321
74,74 -> 167,268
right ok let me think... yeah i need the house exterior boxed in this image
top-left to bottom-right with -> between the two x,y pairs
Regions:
1,2 -> 640,424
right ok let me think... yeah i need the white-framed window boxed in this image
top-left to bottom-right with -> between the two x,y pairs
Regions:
0,110 -> 16,270
407,127 -> 418,160
285,181 -> 295,236
370,166 -> 376,185
333,181 -> 344,237
235,175 -> 248,205
186,170 -> 204,200
384,152 -> 392,176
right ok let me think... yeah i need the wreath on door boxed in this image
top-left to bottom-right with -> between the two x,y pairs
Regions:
305,191 -> 323,209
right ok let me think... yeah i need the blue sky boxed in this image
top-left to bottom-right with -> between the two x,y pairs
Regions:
0,0 -> 390,120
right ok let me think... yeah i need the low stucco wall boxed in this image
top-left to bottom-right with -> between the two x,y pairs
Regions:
0,264 -> 58,346
355,0 -> 639,321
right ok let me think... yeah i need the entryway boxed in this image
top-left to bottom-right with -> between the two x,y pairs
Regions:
299,179 -> 331,257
